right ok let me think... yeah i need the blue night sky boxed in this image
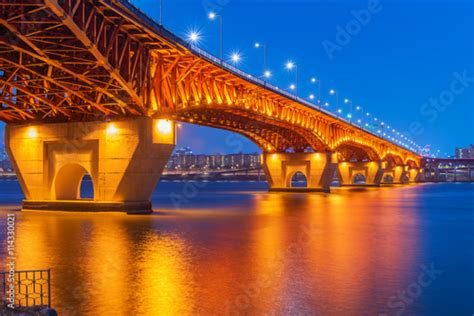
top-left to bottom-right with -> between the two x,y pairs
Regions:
1,0 -> 473,156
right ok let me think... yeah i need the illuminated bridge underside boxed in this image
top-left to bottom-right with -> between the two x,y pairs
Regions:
0,0 -> 423,212
0,0 -> 419,158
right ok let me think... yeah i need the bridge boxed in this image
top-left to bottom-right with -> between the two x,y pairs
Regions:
422,158 -> 474,182
1,0 -> 423,213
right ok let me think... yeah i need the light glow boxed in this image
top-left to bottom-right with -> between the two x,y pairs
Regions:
208,12 -> 217,20
187,30 -> 201,43
27,126 -> 38,138
230,52 -> 241,64
157,119 -> 172,135
286,61 -> 295,70
106,123 -> 119,135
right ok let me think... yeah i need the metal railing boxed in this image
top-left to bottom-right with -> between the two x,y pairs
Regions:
1,269 -> 51,308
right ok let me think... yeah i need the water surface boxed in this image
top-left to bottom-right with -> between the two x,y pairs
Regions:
0,181 -> 473,315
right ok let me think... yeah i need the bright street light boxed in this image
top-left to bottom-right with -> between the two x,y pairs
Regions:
187,30 -> 201,43
343,98 -> 353,123
230,52 -> 241,64
285,61 -> 298,96
286,61 -> 295,70
310,77 -> 321,106
254,42 -> 268,80
208,12 -> 223,60
329,89 -> 339,109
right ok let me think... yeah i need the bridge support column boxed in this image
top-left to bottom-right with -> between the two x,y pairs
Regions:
381,165 -> 409,184
261,152 -> 337,192
407,167 -> 421,183
338,161 -> 384,186
5,117 -> 176,214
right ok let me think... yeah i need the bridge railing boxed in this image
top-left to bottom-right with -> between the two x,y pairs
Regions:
0,269 -> 51,309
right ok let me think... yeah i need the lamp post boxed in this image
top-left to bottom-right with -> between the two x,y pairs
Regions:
310,77 -> 321,107
255,42 -> 267,79
329,89 -> 339,109
160,0 -> 163,25
356,105 -> 363,126
286,61 -> 298,96
365,112 -> 372,130
344,98 -> 353,123
208,12 -> 223,61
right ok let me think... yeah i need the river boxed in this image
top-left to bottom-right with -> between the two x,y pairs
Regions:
0,180 -> 473,315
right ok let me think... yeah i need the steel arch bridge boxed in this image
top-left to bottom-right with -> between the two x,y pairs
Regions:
0,0 -> 423,213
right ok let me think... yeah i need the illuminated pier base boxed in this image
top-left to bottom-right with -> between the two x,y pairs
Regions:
261,152 -> 337,192
381,166 -> 421,184
407,168 -> 421,183
338,161 -> 384,186
381,165 -> 409,184
5,117 -> 175,214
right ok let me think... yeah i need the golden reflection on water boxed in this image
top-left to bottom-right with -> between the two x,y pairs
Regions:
5,186 -> 422,315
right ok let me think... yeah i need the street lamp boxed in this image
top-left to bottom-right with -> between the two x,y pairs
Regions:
365,112 -> 373,130
355,105 -> 364,126
230,52 -> 241,65
344,98 -> 353,123
286,61 -> 298,96
255,42 -> 267,79
160,0 -> 163,25
310,77 -> 321,106
208,12 -> 223,61
187,30 -> 201,44
329,89 -> 339,109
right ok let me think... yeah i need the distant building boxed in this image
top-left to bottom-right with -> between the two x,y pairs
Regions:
175,147 -> 193,156
164,148 -> 261,171
456,145 -> 474,159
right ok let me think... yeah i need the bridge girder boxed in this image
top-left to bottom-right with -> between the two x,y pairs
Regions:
0,0 -> 421,162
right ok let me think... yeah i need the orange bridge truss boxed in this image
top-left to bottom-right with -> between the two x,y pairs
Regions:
0,0 -> 421,165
